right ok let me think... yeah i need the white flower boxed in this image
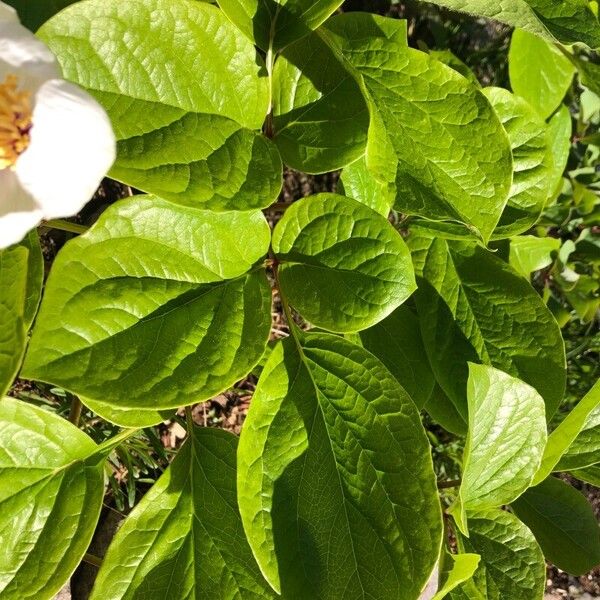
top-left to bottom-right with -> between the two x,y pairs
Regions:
0,2 -> 115,249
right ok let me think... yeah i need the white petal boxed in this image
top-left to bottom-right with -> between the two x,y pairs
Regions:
0,2 -> 18,23
15,79 -> 116,219
0,168 -> 43,249
0,2 -> 59,91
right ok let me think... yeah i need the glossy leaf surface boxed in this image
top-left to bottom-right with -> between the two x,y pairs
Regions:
508,235 -> 560,278
39,0 -> 282,210
410,234 -> 566,423
23,197 -> 272,410
218,0 -> 343,51
484,87 -> 557,238
512,477 -> 600,575
0,232 -> 42,397
432,553 -> 480,600
91,427 -> 274,599
509,29 -> 575,119
238,333 -> 442,598
357,305 -> 435,408
323,13 -> 512,242
419,0 -> 600,48
272,32 -> 369,172
451,510 -> 545,600
451,364 -> 547,533
339,156 -> 395,217
0,397 -> 105,600
556,399 -> 600,472
536,379 -> 600,482
272,194 -> 416,332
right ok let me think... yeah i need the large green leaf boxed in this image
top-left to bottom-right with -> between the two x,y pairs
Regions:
0,397 -> 106,600
39,0 -> 282,210
512,476 -> 600,575
271,31 -> 369,172
509,29 -> 575,119
323,13 -> 513,242
91,426 -> 274,599
508,235 -> 560,278
410,234 -> 566,424
339,156 -> 395,217
450,364 -> 547,534
535,379 -> 600,483
237,332 -> 442,598
272,194 -> 416,332
570,464 -> 600,487
418,0 -> 600,49
483,87 -> 557,238
0,232 -> 43,397
22,197 -> 272,410
450,509 -> 545,600
556,400 -> 600,472
83,397 -> 173,428
357,305 -> 435,408
217,0 -> 342,51
432,553 -> 480,600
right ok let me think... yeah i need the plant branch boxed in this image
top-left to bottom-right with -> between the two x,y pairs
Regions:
83,552 -> 103,568
437,478 -> 461,490
68,397 -> 82,426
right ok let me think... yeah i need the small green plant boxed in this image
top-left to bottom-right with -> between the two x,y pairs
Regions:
1,0 -> 599,598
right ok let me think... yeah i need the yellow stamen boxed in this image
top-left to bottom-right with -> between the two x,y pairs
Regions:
0,74 -> 33,170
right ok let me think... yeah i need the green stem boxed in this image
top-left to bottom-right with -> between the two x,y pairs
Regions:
185,405 -> 195,432
42,219 -> 88,234
83,552 -> 103,568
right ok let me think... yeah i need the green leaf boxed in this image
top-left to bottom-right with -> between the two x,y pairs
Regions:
509,235 -> 560,278
91,426 -> 274,599
0,397 -> 105,600
272,32 -> 369,173
556,396 -> 600,472
322,13 -> 512,243
22,197 -> 272,410
512,476 -> 600,575
483,87 -> 557,238
217,0 -> 342,51
570,464 -> 600,487
4,0 -> 77,31
339,156 -> 395,217
19,231 -> 43,330
0,232 -> 43,397
410,234 -> 566,423
450,364 -> 547,534
418,0 -> 600,49
535,379 -> 600,483
509,29 -> 575,119
432,553 -> 480,600
39,0 -> 282,211
424,383 -> 467,436
357,305 -> 435,408
451,509 -> 545,600
428,49 -> 480,86
272,194 -> 416,332
574,56 -> 600,97
83,397 -> 174,428
237,333 -> 442,598
547,105 -> 572,188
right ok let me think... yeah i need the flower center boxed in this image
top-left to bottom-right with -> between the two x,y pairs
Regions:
0,74 -> 33,170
